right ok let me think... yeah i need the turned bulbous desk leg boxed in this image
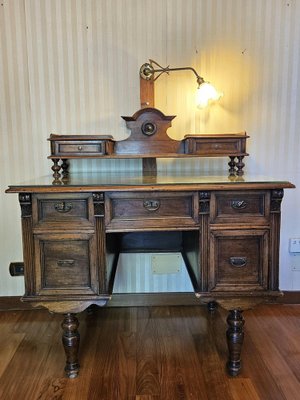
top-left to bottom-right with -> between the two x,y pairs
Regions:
61,313 -> 80,378
226,309 -> 245,376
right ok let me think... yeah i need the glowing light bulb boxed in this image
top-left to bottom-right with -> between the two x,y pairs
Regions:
196,82 -> 223,109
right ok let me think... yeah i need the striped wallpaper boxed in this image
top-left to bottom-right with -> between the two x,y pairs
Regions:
1,0 -> 300,295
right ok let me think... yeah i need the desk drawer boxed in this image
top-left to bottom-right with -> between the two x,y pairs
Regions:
183,134 -> 248,156
105,191 -> 199,231
33,194 -> 94,228
209,229 -> 268,291
49,135 -> 115,157
210,191 -> 270,224
34,233 -> 98,295
58,142 -> 105,155
185,139 -> 241,155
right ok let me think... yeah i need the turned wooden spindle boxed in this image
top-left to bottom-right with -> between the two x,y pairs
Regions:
61,159 -> 69,176
226,309 -> 245,376
61,313 -> 80,378
51,158 -> 61,179
236,156 -> 245,176
228,156 -> 236,175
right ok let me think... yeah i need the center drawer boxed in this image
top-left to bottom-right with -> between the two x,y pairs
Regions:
105,191 -> 199,231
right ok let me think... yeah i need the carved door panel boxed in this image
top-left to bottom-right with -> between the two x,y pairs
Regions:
209,229 -> 269,291
34,233 -> 98,296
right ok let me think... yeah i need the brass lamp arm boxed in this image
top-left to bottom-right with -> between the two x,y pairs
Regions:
140,59 -> 205,86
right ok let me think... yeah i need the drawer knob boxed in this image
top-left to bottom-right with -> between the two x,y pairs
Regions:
231,200 -> 248,210
57,259 -> 75,267
229,257 -> 247,268
54,202 -> 73,213
143,199 -> 160,212
78,145 -> 83,151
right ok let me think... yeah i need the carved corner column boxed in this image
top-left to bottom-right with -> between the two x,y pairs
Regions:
19,194 -> 35,296
199,191 -> 211,292
226,309 -> 245,376
61,313 -> 80,378
93,193 -> 106,293
269,189 -> 284,290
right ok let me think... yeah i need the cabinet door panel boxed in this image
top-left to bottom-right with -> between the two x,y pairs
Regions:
209,229 -> 269,291
34,233 -> 98,295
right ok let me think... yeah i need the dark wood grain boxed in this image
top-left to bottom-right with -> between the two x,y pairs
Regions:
6,182 -> 294,377
140,77 -> 154,108
1,305 -> 299,399
0,291 -> 299,312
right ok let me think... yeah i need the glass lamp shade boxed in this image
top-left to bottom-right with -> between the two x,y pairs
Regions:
196,82 -> 223,109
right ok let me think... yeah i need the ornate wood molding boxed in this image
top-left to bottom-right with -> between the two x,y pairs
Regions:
270,189 -> 284,213
19,193 -> 32,217
92,192 -> 104,217
0,292 -> 299,311
199,191 -> 211,214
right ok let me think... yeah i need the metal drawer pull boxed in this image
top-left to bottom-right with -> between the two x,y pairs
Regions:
229,257 -> 247,267
57,260 -> 75,267
231,200 -> 248,210
143,199 -> 160,211
54,202 -> 73,213
78,145 -> 83,151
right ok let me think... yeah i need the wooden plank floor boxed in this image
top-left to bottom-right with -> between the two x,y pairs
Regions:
0,304 -> 299,400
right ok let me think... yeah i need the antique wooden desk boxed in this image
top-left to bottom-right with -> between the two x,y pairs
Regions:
6,108 -> 294,379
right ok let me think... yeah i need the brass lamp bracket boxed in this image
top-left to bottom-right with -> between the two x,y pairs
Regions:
139,59 -> 205,86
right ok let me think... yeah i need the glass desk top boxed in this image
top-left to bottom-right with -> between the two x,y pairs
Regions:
6,171 -> 295,192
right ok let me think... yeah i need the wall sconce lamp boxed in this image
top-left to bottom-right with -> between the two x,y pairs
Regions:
139,59 -> 223,109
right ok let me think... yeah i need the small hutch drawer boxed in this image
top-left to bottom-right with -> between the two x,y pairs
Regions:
209,229 -> 269,291
57,142 -> 106,155
210,191 -> 270,224
48,134 -> 115,157
105,191 -> 199,231
183,133 -> 248,156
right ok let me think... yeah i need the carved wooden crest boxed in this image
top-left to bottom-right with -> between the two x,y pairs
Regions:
116,108 -> 180,155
